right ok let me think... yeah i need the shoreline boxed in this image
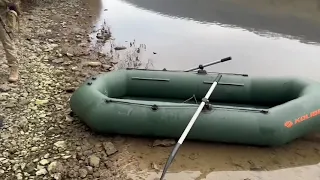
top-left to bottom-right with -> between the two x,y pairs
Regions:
0,0 -> 320,179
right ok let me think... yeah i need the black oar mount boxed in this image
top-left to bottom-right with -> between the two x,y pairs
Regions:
184,56 -> 232,72
202,97 -> 212,111
197,64 -> 207,74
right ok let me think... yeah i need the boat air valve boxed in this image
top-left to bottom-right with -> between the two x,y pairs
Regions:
202,98 -> 212,111
197,65 -> 207,75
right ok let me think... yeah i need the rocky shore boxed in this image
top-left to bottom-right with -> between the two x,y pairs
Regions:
2,0 -> 320,180
0,0 -> 126,179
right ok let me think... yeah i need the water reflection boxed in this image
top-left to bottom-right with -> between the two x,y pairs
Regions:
123,0 -> 320,44
91,0 -> 320,81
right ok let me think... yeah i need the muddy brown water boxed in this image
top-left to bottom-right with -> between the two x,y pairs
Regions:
84,0 -> 320,179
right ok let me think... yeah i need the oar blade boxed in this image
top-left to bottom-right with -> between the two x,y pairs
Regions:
160,143 -> 181,180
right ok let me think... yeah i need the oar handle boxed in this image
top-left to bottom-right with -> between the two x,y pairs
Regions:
221,56 -> 232,62
201,57 -> 232,68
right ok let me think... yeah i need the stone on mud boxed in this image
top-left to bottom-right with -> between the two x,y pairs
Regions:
35,169 -> 47,176
47,161 -> 64,174
83,61 -> 102,67
79,168 -> 88,178
39,159 -> 50,166
152,139 -> 176,147
89,155 -> 100,167
114,46 -> 127,50
0,84 -> 11,92
103,142 -> 118,156
53,141 -> 66,149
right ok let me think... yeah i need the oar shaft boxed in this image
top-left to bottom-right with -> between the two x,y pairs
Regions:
178,102 -> 205,144
177,74 -> 222,144
160,74 -> 223,180
184,57 -> 232,72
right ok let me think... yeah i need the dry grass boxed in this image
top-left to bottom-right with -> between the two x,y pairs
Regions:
92,19 -> 154,70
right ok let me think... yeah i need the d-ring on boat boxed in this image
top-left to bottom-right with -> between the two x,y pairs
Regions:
70,57 -> 320,147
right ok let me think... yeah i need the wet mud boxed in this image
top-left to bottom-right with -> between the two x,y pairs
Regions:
116,136 -> 320,180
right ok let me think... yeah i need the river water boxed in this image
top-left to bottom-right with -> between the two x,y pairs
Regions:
88,0 -> 320,79
85,0 -> 320,179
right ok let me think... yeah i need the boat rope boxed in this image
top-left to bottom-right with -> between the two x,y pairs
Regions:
105,99 -> 268,113
105,99 -> 195,108
182,94 -> 198,104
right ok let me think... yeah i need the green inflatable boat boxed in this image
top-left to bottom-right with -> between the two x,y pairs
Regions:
70,69 -> 320,146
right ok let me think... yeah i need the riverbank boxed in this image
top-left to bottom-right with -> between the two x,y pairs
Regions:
0,0 -> 125,179
227,0 -> 320,21
1,0 -> 320,180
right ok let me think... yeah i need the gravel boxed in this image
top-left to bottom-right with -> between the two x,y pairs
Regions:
0,0 -> 127,179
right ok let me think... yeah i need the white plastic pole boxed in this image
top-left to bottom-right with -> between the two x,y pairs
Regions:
178,79 -> 219,143
160,74 -> 222,180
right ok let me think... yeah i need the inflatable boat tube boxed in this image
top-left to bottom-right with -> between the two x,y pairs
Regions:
70,69 -> 320,146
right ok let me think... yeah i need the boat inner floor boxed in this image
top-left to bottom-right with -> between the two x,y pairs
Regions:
118,96 -> 271,110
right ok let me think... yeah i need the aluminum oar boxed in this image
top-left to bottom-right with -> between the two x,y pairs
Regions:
159,74 -> 223,180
